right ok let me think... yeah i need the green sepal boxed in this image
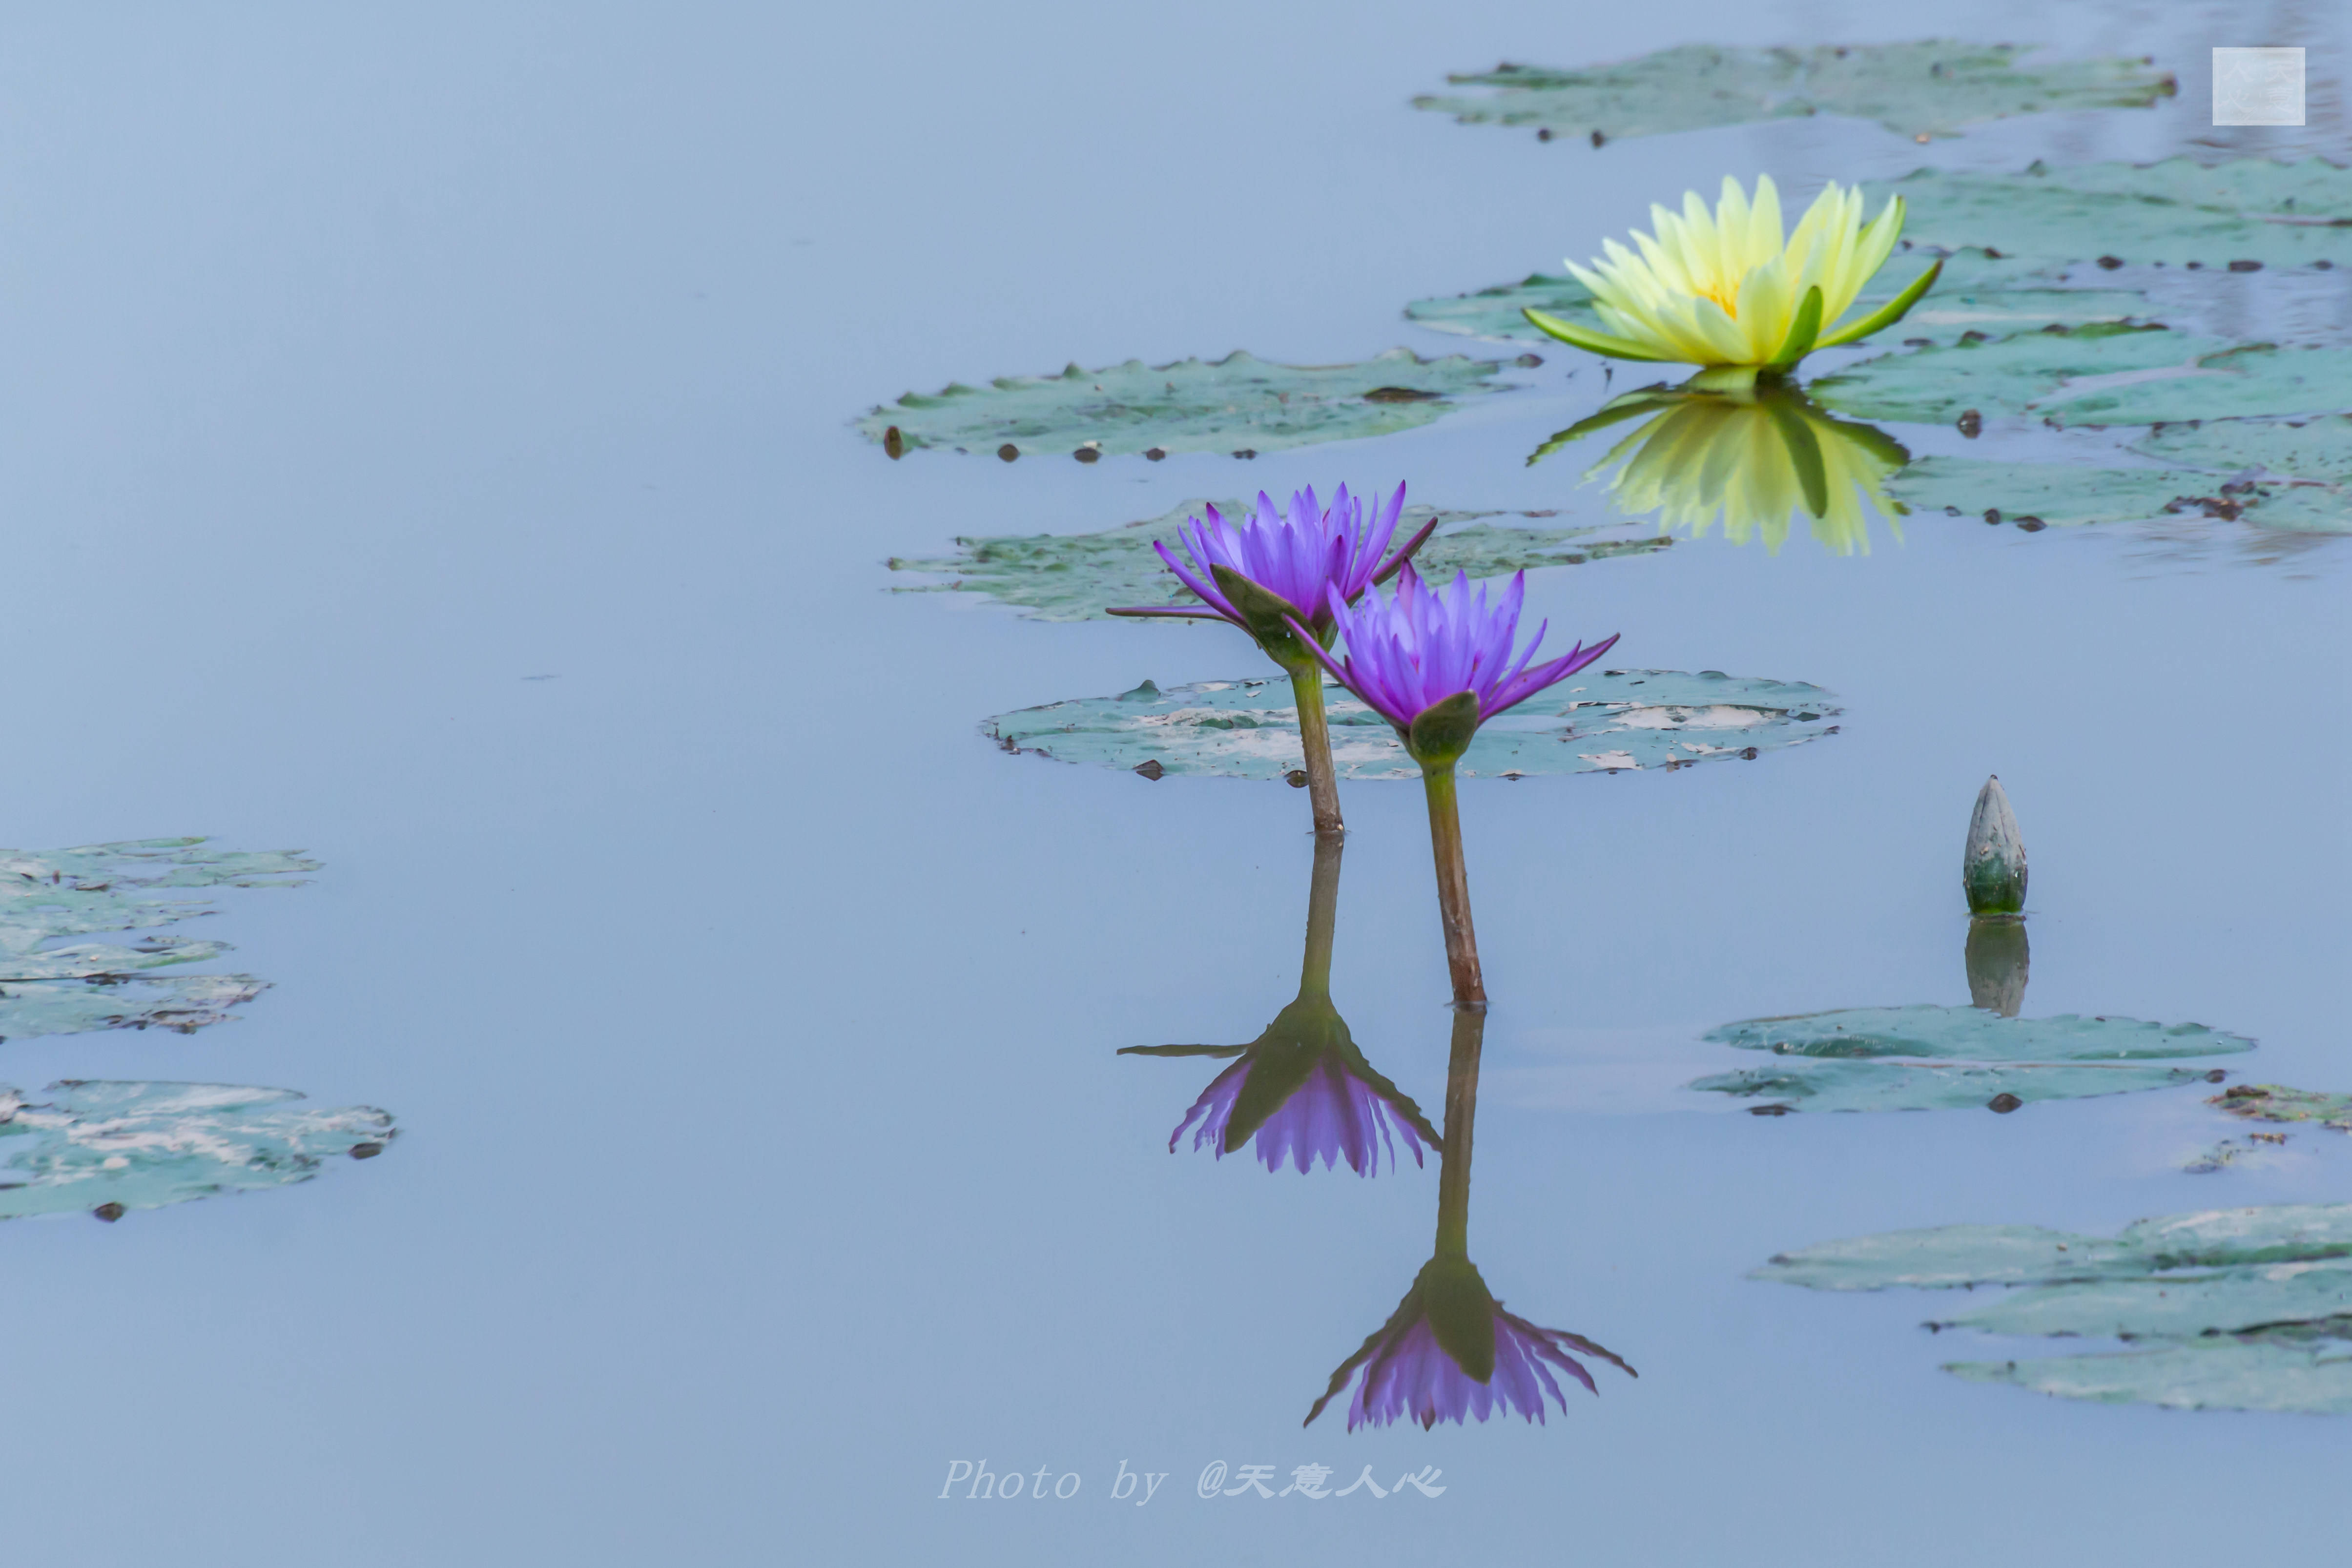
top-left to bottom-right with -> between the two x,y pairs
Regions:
1815,258 -> 1944,350
1521,308 -> 1679,363
1210,563 -> 1323,673
1405,691 -> 1482,770
1686,364 -> 1762,393
1768,284 -> 1826,371
1417,1256 -> 1498,1384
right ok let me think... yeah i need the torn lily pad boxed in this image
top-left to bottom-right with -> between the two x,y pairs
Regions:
1,838 -> 313,1044
2130,417 -> 2352,532
987,668 -> 1840,781
857,350 -> 1508,459
1757,1203 -> 2352,1414
1690,1005 -> 2251,1114
1411,43 -> 2173,144
2213,1084 -> 2352,1133
0,1080 -> 392,1221
887,504 -> 1667,622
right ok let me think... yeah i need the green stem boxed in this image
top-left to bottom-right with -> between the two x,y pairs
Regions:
1432,1005 -> 1486,1259
1299,830 -> 1342,997
1289,665 -> 1345,837
1420,764 -> 1485,1007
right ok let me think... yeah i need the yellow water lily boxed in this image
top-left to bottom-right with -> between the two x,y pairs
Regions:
1526,175 -> 1941,389
1529,385 -> 1910,556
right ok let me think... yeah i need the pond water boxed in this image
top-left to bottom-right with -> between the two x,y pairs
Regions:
3,1 -> 2349,1563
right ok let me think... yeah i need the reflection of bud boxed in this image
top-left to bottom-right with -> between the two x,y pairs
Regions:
1535,384 -> 1909,556
1965,918 -> 2031,1017
1305,1256 -> 1633,1429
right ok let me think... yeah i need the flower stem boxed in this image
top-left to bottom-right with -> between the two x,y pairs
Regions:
1299,830 -> 1342,998
1420,763 -> 1485,1007
1432,1005 -> 1485,1259
1289,665 -> 1345,837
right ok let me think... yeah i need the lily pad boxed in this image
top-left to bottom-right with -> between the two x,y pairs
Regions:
1812,324 -> 2219,426
1691,1005 -> 2249,1114
1892,157 -> 2352,272
1,839 -> 314,1044
2213,1084 -> 2352,1133
1706,1005 -> 2254,1062
1690,1060 -> 2228,1114
1411,43 -> 2173,144
987,668 -> 1840,781
1759,1201 -> 2352,1413
1945,1334 -> 2352,1415
1757,1203 -> 2352,1290
857,350 -> 1508,459
0,973 -> 270,1044
2133,414 -> 2352,482
1888,458 -> 2258,529
0,1080 -> 392,1221
887,504 -> 1668,622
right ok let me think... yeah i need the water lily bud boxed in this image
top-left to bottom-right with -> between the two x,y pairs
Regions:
1963,775 -> 2027,915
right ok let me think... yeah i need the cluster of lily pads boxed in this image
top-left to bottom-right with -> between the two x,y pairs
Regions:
0,839 -> 394,1224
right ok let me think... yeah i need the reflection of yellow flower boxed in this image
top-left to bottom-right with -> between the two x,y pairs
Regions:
1526,176 -> 1939,388
1532,386 -> 1910,556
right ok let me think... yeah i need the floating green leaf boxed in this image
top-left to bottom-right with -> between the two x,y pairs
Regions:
2134,414 -> 2352,481
2213,1084 -> 2352,1133
1691,1005 -> 2250,1114
1690,1060 -> 2227,1114
1945,1335 -> 2352,1415
857,350 -> 1509,459
1706,1005 -> 2254,1062
1759,1201 -> 2352,1413
1411,43 -> 2173,144
1812,323 -> 2208,426
0,974 -> 270,1044
1888,457 -> 2249,528
887,504 -> 1668,622
1757,1203 -> 2352,1290
1,839 -> 313,1044
987,669 -> 1840,781
1891,157 -> 2352,271
0,1080 -> 392,1221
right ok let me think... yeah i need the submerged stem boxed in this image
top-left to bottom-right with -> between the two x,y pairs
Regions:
1289,665 -> 1345,837
1420,764 -> 1485,1007
1432,1006 -> 1485,1259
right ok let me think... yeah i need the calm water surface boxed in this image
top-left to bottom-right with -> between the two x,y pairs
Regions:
1,1 -> 2347,1563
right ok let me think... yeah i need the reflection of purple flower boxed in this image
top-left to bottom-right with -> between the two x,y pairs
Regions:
1170,1030 -> 1436,1176
1306,1258 -> 1635,1430
1297,564 -> 1619,744
1111,484 -> 1428,638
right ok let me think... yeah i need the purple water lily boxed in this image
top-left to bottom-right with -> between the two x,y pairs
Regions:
1305,1259 -> 1636,1431
1109,483 -> 1427,642
1296,563 -> 1620,752
1170,1039 -> 1436,1176
1109,483 -> 1432,836
1289,565 -> 1621,1006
